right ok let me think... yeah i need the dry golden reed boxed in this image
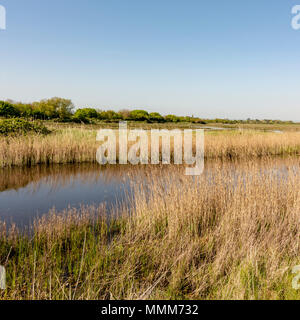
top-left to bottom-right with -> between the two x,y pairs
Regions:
0,128 -> 300,168
0,160 -> 299,300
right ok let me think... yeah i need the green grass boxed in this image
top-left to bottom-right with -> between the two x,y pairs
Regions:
0,207 -> 298,300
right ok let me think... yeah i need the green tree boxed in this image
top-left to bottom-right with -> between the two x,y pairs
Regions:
73,108 -> 98,123
98,110 -> 121,121
14,103 -> 35,118
149,112 -> 165,123
129,110 -> 149,121
165,114 -> 180,123
0,101 -> 20,118
37,97 -> 74,120
118,109 -> 131,120
74,108 -> 98,119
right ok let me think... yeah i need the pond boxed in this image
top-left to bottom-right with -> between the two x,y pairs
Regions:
0,164 -> 135,227
0,158 -> 299,227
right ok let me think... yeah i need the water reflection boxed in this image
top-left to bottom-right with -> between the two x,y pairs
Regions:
0,158 -> 299,227
0,164 -> 137,226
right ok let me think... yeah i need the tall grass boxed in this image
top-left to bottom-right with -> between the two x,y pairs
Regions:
0,128 -> 300,168
0,161 -> 299,300
0,128 -> 97,167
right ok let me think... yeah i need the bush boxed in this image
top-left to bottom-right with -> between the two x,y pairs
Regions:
165,114 -> 180,123
129,110 -> 149,121
0,101 -> 20,118
118,109 -> 131,120
39,97 -> 74,121
73,108 -> 99,123
149,112 -> 165,123
98,110 -> 122,121
74,108 -> 98,119
0,119 -> 50,136
72,114 -> 89,123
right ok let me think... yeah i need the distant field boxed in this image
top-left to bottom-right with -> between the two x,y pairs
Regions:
209,122 -> 300,132
44,120 -> 300,132
1,116 -> 300,132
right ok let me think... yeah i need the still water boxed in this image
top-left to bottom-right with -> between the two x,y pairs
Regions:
0,158 -> 299,227
0,164 -> 135,226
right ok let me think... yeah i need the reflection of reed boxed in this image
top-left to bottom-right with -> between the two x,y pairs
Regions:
0,163 -> 167,193
1,157 -> 300,193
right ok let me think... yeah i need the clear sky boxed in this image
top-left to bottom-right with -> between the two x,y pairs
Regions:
0,0 -> 299,120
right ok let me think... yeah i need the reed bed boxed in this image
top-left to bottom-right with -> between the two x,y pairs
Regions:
0,128 -> 300,168
0,128 -> 97,168
0,160 -> 299,300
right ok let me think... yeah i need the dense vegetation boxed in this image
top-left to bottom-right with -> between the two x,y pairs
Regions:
0,98 -> 296,125
0,119 -> 50,136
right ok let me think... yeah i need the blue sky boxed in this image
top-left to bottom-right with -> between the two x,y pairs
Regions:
0,0 -> 299,120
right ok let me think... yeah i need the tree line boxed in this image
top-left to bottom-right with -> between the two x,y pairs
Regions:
0,97 -> 295,125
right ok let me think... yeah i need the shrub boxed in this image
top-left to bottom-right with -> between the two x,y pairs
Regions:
129,110 -> 149,121
72,114 -> 89,123
118,109 -> 131,120
73,108 -> 99,123
74,108 -> 98,119
0,101 -> 20,118
165,114 -> 180,123
98,110 -> 122,121
149,112 -> 165,123
0,119 -> 50,136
